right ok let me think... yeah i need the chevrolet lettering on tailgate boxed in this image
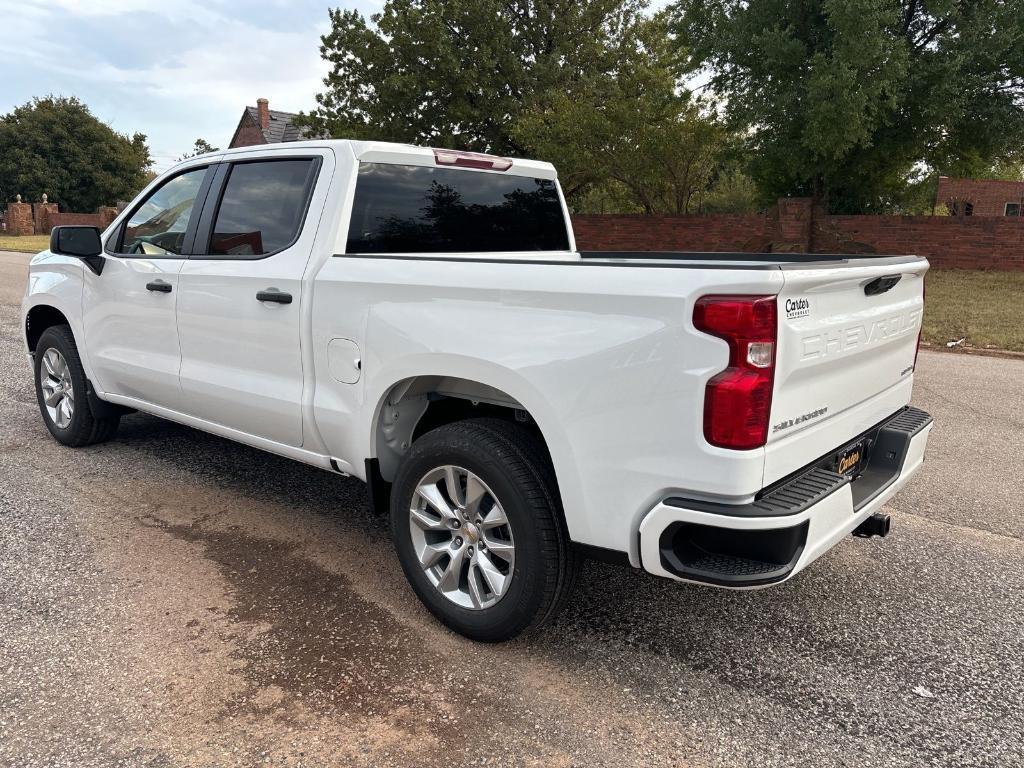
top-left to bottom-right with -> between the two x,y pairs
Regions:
800,309 -> 922,361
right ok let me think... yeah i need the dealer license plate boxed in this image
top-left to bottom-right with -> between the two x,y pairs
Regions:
835,439 -> 868,478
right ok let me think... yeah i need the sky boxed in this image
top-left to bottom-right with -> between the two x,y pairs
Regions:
2,0 -> 671,173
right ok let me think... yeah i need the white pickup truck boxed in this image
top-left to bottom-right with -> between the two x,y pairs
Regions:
22,140 -> 932,641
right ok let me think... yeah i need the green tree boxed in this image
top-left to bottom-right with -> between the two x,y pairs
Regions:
0,96 -> 151,211
301,2 -> 745,213
300,0 -> 650,155
178,138 -> 219,161
515,14 -> 734,213
519,89 -> 732,214
672,0 -> 1024,213
703,168 -> 764,213
972,152 -> 1024,181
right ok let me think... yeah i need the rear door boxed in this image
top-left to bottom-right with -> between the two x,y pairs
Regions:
175,150 -> 331,447
764,256 -> 928,484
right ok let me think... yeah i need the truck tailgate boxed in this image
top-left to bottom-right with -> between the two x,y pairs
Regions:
765,255 -> 928,483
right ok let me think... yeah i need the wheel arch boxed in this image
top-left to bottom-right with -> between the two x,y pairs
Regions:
25,304 -> 73,354
365,368 -> 583,542
371,374 -> 541,478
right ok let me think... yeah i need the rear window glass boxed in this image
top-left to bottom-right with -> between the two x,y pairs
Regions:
346,163 -> 569,253
208,159 -> 317,257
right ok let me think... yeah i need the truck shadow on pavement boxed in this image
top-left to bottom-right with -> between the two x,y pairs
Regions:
108,414 -> 704,763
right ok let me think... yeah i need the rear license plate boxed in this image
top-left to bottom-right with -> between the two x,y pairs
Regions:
835,440 -> 868,478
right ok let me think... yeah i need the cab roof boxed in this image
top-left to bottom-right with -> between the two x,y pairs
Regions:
216,139 -> 558,180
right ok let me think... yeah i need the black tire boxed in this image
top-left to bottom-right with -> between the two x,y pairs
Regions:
33,325 -> 120,447
390,418 -> 579,642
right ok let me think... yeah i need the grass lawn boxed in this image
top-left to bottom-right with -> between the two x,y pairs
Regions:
923,269 -> 1024,353
0,235 -> 50,253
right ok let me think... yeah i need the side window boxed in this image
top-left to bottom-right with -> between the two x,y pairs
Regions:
207,159 -> 317,257
119,167 -> 208,255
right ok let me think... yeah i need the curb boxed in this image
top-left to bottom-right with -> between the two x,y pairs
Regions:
921,342 -> 1024,362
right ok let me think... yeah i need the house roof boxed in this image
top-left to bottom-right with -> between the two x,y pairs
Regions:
243,105 -> 313,143
229,101 -> 327,148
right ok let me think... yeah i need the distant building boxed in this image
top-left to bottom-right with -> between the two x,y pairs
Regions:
228,97 -> 321,149
935,177 -> 1024,217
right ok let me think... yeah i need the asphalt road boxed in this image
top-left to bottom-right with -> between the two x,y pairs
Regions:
1,250 -> 1022,768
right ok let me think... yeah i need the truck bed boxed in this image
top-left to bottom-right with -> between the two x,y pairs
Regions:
579,250 -> 916,266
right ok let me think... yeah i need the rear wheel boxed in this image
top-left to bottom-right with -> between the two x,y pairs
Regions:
390,418 -> 578,642
33,325 -> 120,447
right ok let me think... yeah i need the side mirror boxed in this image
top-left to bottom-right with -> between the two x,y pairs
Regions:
49,226 -> 105,275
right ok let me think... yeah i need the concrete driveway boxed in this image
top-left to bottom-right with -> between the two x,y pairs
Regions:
1,250 -> 1021,767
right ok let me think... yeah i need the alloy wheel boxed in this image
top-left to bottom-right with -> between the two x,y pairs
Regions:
408,465 -> 516,610
39,348 -> 75,429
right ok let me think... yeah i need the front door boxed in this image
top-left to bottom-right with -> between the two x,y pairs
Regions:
175,153 -> 328,448
83,163 -> 215,410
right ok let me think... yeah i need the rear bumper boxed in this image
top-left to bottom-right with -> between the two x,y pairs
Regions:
638,406 -> 933,587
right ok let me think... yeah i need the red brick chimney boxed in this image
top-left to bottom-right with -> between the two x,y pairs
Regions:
256,98 -> 270,131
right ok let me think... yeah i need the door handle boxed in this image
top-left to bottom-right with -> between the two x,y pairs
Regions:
256,288 -> 292,305
146,280 -> 172,293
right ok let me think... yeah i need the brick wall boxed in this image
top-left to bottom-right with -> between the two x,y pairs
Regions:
4,201 -> 119,237
32,202 -> 58,235
822,214 -> 1024,270
6,202 -> 34,236
935,177 -> 1024,217
572,213 -> 774,253
42,208 -> 118,232
32,202 -> 58,233
573,198 -> 1024,271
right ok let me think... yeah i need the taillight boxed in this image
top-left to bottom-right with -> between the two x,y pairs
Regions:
433,148 -> 512,171
914,277 -> 925,370
693,295 -> 778,450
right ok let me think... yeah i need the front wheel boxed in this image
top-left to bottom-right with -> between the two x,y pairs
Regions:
33,325 -> 120,447
390,418 -> 578,642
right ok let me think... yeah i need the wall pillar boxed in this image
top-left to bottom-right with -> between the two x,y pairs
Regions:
6,202 -> 34,236
96,206 -> 118,229
33,201 -> 59,235
773,198 -> 814,252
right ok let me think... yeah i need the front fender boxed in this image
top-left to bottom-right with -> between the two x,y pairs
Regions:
22,252 -> 91,376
